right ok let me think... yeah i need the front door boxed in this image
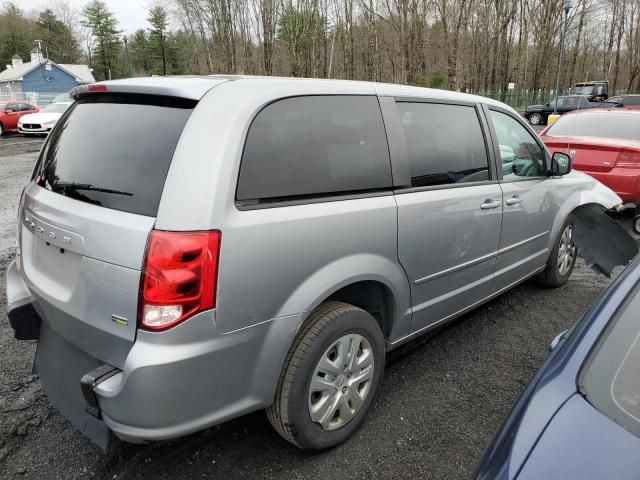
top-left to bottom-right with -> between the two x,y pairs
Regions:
393,100 -> 503,334
487,108 -> 560,290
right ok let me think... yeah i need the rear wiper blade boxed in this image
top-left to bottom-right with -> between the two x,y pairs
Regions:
54,181 -> 133,196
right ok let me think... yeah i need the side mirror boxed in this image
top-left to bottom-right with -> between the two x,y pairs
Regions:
551,152 -> 572,175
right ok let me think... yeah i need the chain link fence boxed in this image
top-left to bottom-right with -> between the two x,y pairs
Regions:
0,90 -> 69,106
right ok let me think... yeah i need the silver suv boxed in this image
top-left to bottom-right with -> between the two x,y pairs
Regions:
5,76 -> 625,451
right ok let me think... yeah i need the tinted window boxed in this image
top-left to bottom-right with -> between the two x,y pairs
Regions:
490,110 -> 546,179
33,94 -> 195,217
546,112 -> 640,141
18,103 -> 33,111
396,102 -> 490,187
236,96 -> 391,202
581,281 -> 640,440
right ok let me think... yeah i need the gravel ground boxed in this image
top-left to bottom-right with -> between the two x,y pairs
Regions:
0,132 -> 635,480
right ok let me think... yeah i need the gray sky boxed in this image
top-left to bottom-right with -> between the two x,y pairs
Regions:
19,0 -> 150,35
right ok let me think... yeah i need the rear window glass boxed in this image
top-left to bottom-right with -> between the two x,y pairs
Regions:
33,94 -> 195,217
236,95 -> 392,203
546,112 -> 640,141
397,102 -> 490,186
581,280 -> 640,440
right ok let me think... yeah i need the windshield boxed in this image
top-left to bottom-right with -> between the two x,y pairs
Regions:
546,112 -> 640,141
53,92 -> 72,103
573,85 -> 596,95
42,103 -> 70,114
581,280 -> 640,439
33,93 -> 196,217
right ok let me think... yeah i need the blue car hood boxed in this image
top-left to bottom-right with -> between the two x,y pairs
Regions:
517,394 -> 640,480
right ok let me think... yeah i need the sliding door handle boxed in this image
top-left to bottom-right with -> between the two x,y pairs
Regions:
506,195 -> 523,206
480,199 -> 501,210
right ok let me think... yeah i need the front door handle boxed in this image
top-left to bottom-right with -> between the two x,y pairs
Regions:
506,195 -> 523,206
480,199 -> 501,210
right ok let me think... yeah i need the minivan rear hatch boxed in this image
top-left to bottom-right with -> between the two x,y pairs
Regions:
20,92 -> 196,368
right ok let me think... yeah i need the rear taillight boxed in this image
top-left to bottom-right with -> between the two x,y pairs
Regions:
139,230 -> 221,331
616,149 -> 640,168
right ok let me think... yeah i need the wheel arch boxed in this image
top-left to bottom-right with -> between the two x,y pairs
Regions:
275,253 -> 412,343
547,178 -> 622,253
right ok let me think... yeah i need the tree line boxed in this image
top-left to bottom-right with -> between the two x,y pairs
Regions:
1,0 -> 639,96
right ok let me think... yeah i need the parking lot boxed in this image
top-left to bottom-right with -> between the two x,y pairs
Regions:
0,131 -> 636,479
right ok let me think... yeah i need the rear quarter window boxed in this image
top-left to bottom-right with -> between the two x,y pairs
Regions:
33,94 -> 195,217
236,95 -> 392,204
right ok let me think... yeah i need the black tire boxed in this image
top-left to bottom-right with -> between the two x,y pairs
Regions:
0,122 -> 4,137
266,301 -> 385,449
529,113 -> 544,126
538,214 -> 577,287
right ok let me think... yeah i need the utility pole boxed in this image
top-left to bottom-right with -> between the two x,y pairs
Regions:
160,30 -> 167,76
553,0 -> 573,115
121,35 -> 132,78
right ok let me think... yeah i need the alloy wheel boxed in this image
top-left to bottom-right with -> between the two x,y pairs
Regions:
557,225 -> 576,277
308,333 -> 374,431
529,113 -> 542,125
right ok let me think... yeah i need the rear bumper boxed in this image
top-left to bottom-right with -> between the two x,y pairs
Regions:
97,310 -> 303,443
5,258 -> 303,445
583,169 -> 640,204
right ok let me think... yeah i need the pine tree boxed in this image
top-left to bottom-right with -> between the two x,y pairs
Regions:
81,0 -> 121,80
36,9 -> 81,63
147,6 -> 168,75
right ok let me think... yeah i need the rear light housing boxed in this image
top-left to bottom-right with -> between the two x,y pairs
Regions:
71,83 -> 108,99
616,149 -> 640,168
139,230 -> 221,331
87,84 -> 108,92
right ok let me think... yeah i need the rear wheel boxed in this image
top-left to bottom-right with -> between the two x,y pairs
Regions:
538,215 -> 577,287
529,113 -> 544,125
267,301 -> 385,449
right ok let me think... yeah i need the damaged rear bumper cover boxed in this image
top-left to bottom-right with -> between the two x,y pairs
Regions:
5,258 -> 302,450
6,259 -> 40,340
5,259 -> 117,450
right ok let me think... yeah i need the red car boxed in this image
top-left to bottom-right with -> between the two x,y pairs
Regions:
0,101 -> 40,136
540,108 -> 640,204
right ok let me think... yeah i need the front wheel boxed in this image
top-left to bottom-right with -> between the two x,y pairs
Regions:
0,123 -> 4,137
529,113 -> 544,125
267,301 -> 385,449
538,215 -> 577,287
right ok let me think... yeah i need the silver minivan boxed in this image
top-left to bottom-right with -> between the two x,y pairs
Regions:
5,76 -> 629,451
